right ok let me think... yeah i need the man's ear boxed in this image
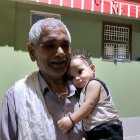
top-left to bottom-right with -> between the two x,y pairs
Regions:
28,43 -> 36,61
90,64 -> 95,73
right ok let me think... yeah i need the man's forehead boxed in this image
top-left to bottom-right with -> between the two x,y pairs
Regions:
41,26 -> 67,36
42,25 -> 66,33
39,26 -> 69,42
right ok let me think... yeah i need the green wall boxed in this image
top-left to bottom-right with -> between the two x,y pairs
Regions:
93,59 -> 140,117
0,0 -> 15,46
0,1 -> 140,117
0,46 -> 38,106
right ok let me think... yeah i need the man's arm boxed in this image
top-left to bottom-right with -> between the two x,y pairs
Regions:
0,86 -> 18,140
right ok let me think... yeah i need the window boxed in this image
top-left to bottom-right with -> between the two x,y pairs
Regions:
102,22 -> 132,61
30,10 -> 61,25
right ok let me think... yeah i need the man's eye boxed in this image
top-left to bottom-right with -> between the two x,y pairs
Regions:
78,70 -> 82,74
61,41 -> 70,49
62,43 -> 69,48
44,44 -> 55,48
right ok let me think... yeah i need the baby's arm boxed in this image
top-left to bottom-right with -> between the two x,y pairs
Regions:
57,116 -> 74,134
70,81 -> 101,123
58,80 -> 102,133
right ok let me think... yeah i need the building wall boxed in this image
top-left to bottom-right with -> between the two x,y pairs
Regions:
0,1 -> 140,136
0,0 -> 15,46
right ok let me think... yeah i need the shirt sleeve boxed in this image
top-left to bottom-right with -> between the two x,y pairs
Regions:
0,86 -> 18,140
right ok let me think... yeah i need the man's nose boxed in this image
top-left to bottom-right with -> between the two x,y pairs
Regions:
56,47 -> 65,57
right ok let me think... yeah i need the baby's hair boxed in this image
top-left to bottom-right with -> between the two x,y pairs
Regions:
71,49 -> 92,65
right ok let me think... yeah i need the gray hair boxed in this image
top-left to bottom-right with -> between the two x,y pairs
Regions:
29,18 -> 71,45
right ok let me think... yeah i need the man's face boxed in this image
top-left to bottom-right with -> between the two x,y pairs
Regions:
29,26 -> 71,80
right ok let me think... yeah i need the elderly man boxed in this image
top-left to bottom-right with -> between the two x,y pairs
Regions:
0,18 -> 86,140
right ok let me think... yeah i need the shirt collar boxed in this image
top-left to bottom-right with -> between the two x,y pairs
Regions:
38,72 -> 77,97
38,72 -> 49,95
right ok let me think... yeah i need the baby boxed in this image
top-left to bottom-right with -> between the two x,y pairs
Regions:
58,49 -> 123,140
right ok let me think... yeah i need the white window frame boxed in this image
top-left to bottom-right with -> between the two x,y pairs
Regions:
102,22 -> 132,62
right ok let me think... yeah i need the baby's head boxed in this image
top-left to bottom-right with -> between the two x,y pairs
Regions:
68,50 -> 95,89
71,49 -> 92,66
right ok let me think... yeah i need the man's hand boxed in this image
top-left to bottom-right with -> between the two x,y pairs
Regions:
57,116 -> 74,134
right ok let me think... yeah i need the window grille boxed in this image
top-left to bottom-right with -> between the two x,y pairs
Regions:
102,22 -> 132,61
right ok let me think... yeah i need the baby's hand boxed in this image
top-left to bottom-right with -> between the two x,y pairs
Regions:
57,116 -> 74,134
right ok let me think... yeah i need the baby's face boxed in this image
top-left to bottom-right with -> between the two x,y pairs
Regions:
68,58 -> 94,88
